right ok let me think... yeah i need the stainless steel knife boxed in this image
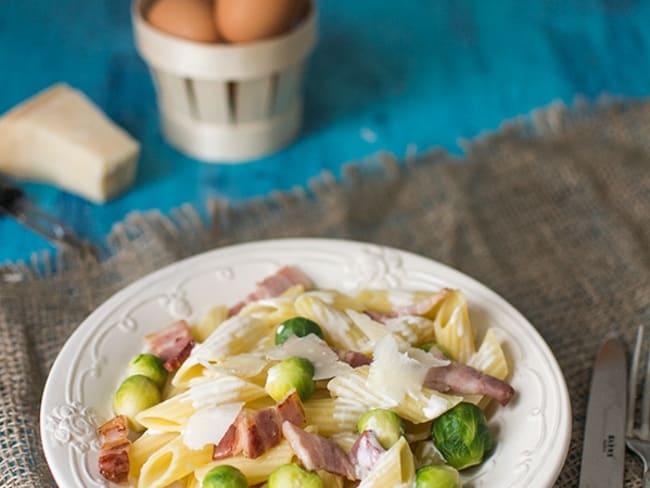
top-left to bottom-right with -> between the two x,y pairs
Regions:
579,332 -> 628,488
0,178 -> 96,256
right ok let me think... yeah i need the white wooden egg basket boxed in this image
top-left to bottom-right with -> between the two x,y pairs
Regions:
132,0 -> 317,162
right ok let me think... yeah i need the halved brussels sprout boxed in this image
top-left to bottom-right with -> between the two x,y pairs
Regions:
431,402 -> 494,470
415,464 -> 462,488
127,353 -> 168,388
265,357 -> 315,401
267,463 -> 323,488
112,375 -> 161,431
202,465 -> 248,488
357,408 -> 405,449
275,317 -> 324,345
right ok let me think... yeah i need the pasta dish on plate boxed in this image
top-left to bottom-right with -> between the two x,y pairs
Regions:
95,265 -> 514,488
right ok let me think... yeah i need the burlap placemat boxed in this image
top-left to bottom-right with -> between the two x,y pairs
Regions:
2,98 -> 649,487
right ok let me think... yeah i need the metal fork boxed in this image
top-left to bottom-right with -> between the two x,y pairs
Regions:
0,178 -> 98,258
626,325 -> 650,487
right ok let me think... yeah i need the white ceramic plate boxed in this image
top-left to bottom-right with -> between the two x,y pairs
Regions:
41,238 -> 571,488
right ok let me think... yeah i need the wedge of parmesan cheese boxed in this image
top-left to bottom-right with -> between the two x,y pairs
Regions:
0,84 -> 139,202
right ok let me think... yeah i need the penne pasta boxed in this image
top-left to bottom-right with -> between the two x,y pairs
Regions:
239,298 -> 299,332
184,473 -> 200,488
358,437 -> 415,488
294,295 -> 367,351
303,397 -> 367,436
191,305 -> 229,343
466,327 -> 510,407
469,328 -> 509,380
433,289 -> 476,363
138,435 -> 213,488
129,431 -> 178,479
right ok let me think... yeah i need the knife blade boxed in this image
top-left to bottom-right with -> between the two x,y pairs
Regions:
0,178 -> 97,256
579,332 -> 627,488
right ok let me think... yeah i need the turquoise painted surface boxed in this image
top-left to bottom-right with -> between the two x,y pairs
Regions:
1,0 -> 650,261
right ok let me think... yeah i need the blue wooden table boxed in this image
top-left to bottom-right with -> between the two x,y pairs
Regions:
1,0 -> 650,262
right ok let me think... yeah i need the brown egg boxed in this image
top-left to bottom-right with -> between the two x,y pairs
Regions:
216,0 -> 304,44
148,0 -> 220,43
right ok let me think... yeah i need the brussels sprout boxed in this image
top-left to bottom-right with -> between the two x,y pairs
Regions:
265,357 -> 315,401
357,409 -> 405,449
127,354 -> 168,388
268,463 -> 323,488
275,317 -> 324,345
202,465 -> 248,488
415,465 -> 462,488
431,402 -> 494,470
112,375 -> 161,431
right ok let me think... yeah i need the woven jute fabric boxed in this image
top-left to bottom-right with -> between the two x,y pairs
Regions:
1,99 -> 650,487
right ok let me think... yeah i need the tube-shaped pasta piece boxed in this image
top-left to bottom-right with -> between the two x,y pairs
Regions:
294,295 -> 367,351
135,395 -> 195,432
184,473 -> 200,488
469,328 -> 509,379
239,298 -> 299,334
303,397 -> 367,436
358,437 -> 415,487
433,290 -> 476,363
191,305 -> 229,343
138,435 -> 213,488
466,328 -> 510,407
129,431 -> 178,479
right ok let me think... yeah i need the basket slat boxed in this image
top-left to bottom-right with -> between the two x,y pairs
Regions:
272,63 -> 304,116
192,79 -> 231,124
154,70 -> 194,118
235,78 -> 273,124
